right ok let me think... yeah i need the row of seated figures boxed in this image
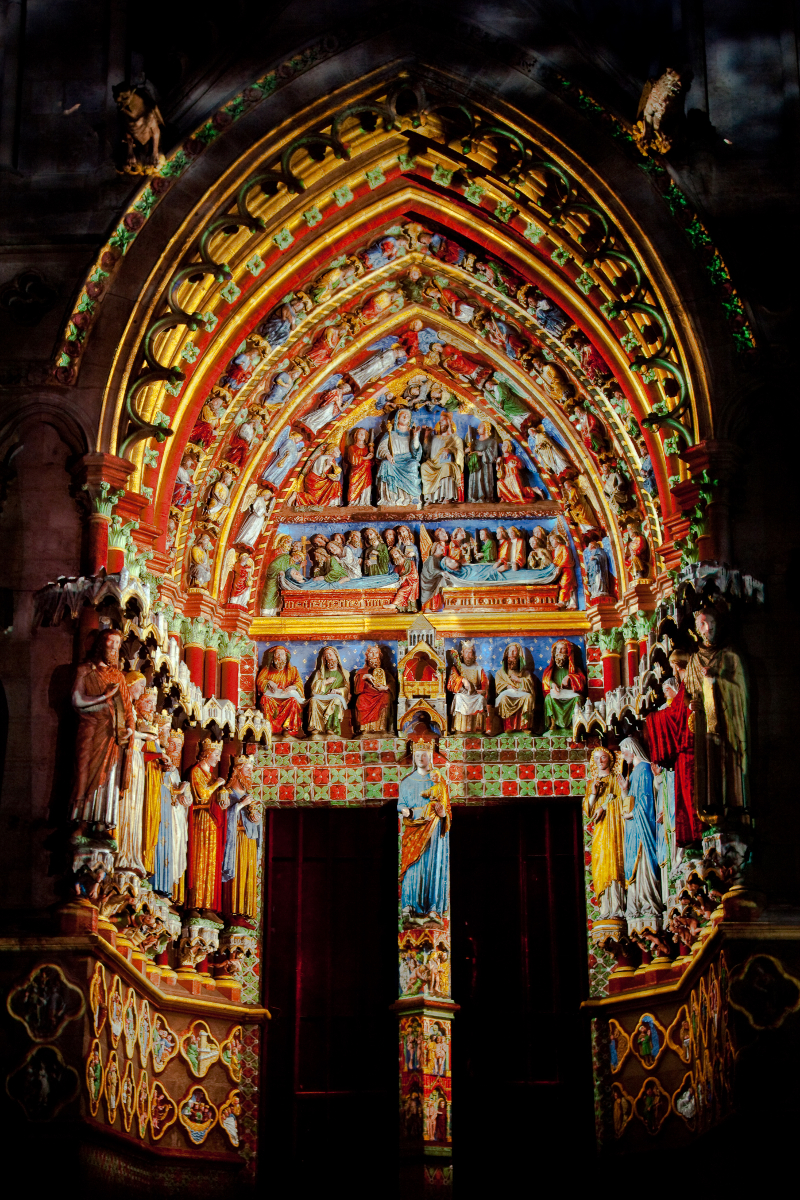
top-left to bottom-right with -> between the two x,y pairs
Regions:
255,620 -> 587,740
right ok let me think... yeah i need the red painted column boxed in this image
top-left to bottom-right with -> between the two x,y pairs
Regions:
219,657 -> 240,706
86,514 -> 109,573
184,641 -> 204,689
107,544 -> 125,573
204,646 -> 219,699
601,650 -> 621,693
624,639 -> 639,687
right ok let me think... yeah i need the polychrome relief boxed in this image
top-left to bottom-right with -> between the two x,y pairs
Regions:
6,963 -> 84,1042
424,1084 -> 451,1144
699,978 -> 709,1047
122,987 -> 137,1058
136,1069 -> 151,1139
85,1038 -> 104,1117
104,1050 -> 120,1124
611,1083 -> 634,1138
108,976 -> 123,1047
6,1045 -> 79,1122
629,1013 -> 666,1070
672,1072 -> 697,1129
138,999 -> 152,1068
220,1026 -> 243,1083
178,1085 -> 218,1145
120,1059 -> 135,1132
151,1013 -> 179,1073
150,1080 -> 178,1141
607,1018 -> 630,1073
728,953 -> 800,1030
219,1088 -> 241,1147
666,1006 -> 692,1065
89,962 -> 107,1037
423,1020 -> 451,1078
634,1076 -> 670,1135
179,1020 -> 221,1078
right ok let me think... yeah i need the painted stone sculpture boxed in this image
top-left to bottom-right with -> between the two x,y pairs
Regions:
186,739 -> 230,915
493,643 -> 536,732
376,408 -> 423,507
542,639 -> 586,732
256,645 -> 305,739
353,644 -> 395,734
620,737 -> 664,934
583,748 -> 626,938
645,651 -> 702,846
221,754 -> 262,919
446,641 -> 489,735
70,628 -> 135,835
114,670 -> 149,874
398,743 -> 451,926
308,646 -> 350,739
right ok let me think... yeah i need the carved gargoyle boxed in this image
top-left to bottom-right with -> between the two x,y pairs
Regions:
632,68 -> 687,156
113,81 -> 164,175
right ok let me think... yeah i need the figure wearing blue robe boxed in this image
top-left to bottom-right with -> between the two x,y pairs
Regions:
584,542 -> 612,598
221,787 -> 262,884
258,301 -> 301,348
151,765 -> 180,895
623,758 -> 664,930
376,426 -> 423,507
398,766 -> 450,920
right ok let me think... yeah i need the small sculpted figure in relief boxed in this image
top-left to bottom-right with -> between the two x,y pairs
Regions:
113,81 -> 164,173
346,427 -> 374,506
376,409 -> 423,507
256,646 -> 306,740
227,552 -> 254,608
203,469 -> 235,524
584,537 -> 612,598
447,641 -> 489,735
582,748 -> 627,925
624,520 -> 650,580
398,744 -> 451,927
527,526 -> 552,569
151,725 -> 191,903
186,739 -> 230,918
466,421 -> 499,503
549,533 -> 578,609
188,533 -> 214,590
307,647 -> 351,739
619,736 -> 664,934
354,644 -> 395,734
496,439 -> 540,504
260,535 -> 295,616
420,413 -> 464,506
342,530 -> 364,578
494,643 -> 536,732
171,454 -> 197,510
542,639 -> 586,731
392,546 -> 419,612
233,489 -> 270,548
70,629 -> 135,837
295,443 -> 342,508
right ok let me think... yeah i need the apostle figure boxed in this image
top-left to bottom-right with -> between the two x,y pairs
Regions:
376,409 -> 423,507
549,532 -> 578,609
496,440 -> 540,504
70,628 -> 135,835
584,537 -> 612,598
186,739 -> 230,916
221,755 -> 262,920
343,530 -> 364,578
261,432 -> 306,493
258,366 -> 303,408
494,643 -> 536,732
619,737 -> 664,934
466,422 -> 499,502
420,412 -> 464,506
256,646 -> 305,739
447,641 -> 489,735
307,646 -> 350,739
354,644 -> 395,734
171,454 -> 197,510
583,748 -> 627,928
114,671 -> 149,874
496,525 -> 525,570
260,535 -> 295,616
346,427 -> 374,506
233,490 -> 270,549
203,468 -> 235,524
624,521 -> 650,579
188,533 -> 214,589
644,650 -> 702,845
295,443 -> 342,507
398,743 -> 451,924
151,722 -> 191,902
392,546 -> 420,612
527,526 -> 553,569
364,527 -> 390,576
684,606 -> 749,820
258,294 -> 312,348
542,639 -> 586,732
188,395 -> 224,450
298,382 -> 352,439
530,423 -> 570,477
348,342 -> 406,391
226,409 -> 259,467
478,528 -> 498,562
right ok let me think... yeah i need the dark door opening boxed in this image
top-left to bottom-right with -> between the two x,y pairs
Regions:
258,807 -> 399,1190
450,803 -> 594,1186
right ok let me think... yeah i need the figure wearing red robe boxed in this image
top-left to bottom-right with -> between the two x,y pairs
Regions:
295,450 -> 342,507
353,646 -> 395,733
346,436 -> 373,506
442,346 -> 492,390
185,740 -> 228,913
188,400 -> 222,450
644,681 -> 701,845
551,537 -> 577,606
496,452 -> 537,504
256,646 -> 305,738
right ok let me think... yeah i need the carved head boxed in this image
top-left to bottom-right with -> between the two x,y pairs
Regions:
384,529 -> 396,548
397,526 -> 412,545
501,440 -> 514,456
395,408 -> 412,432
323,647 -> 339,670
413,747 -> 432,773
353,427 -> 368,446
553,640 -> 570,668
347,531 -> 362,548
460,641 -> 476,666
390,548 -> 404,568
270,646 -> 288,671
125,670 -> 147,702
694,610 -> 718,646
592,747 -> 612,773
365,644 -> 382,668
477,421 -> 491,439
505,643 -> 521,670
364,528 -> 379,546
199,738 -> 222,767
94,629 -> 123,667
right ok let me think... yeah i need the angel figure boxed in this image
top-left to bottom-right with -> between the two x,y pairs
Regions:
203,469 -> 236,524
224,552 -> 255,608
632,68 -> 686,156
233,486 -> 271,549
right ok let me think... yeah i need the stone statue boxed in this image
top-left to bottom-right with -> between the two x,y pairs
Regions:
186,739 -> 230,916
619,737 -> 664,934
256,646 -> 305,739
376,409 -> 423,507
542,640 -> 586,731
644,649 -> 702,846
307,647 -> 350,739
188,533 -> 214,590
632,68 -> 686,156
420,412 -> 464,506
466,421 -> 499,502
494,643 -> 536,732
113,81 -> 164,174
447,641 -> 489,735
70,629 -> 135,836
398,743 -> 451,926
221,755 -> 262,920
583,748 -> 626,933
353,645 -> 395,734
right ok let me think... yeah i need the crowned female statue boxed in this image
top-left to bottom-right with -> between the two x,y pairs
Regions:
619,737 -> 664,934
582,747 -> 627,938
398,743 -> 451,926
186,739 -> 230,916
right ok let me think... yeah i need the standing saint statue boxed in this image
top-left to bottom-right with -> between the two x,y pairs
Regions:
186,739 -> 230,916
542,640 -> 586,731
353,644 -> 395,734
683,606 -> 749,821
70,628 -> 135,836
221,755 -> 262,920
398,743 -> 451,925
307,646 -> 351,739
447,641 -> 489,735
644,650 -> 702,846
256,646 -> 306,739
494,643 -> 536,732
151,721 -> 191,901
466,421 -> 499,503
346,427 -> 374,506
376,409 -> 423,507
115,670 -> 149,875
583,747 -> 627,935
420,413 -> 464,506
619,737 -> 664,934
